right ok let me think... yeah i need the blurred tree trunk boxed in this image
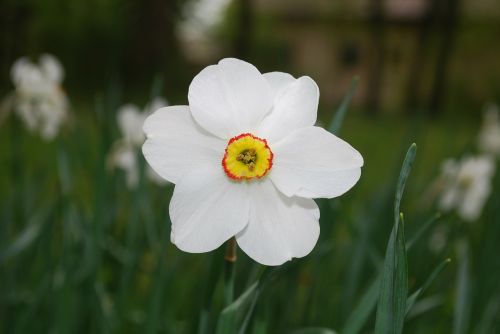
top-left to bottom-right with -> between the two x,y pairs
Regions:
428,0 -> 461,116
404,0 -> 436,113
0,2 -> 31,92
233,0 -> 252,59
365,0 -> 385,116
126,0 -> 181,86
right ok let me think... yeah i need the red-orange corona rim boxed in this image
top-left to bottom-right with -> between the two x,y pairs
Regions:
222,133 -> 273,180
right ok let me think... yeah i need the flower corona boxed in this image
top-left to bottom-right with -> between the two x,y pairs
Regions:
222,133 -> 273,180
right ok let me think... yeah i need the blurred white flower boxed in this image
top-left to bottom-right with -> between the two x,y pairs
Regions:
478,103 -> 500,156
109,97 -> 168,189
438,155 -> 495,222
428,225 -> 449,254
142,58 -> 364,266
7,54 -> 68,140
177,0 -> 232,61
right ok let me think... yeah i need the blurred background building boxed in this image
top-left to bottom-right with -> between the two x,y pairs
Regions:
1,0 -> 499,116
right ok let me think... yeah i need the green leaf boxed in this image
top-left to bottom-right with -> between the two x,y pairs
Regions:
0,204 -> 52,263
328,77 -> 359,135
394,144 -> 417,228
145,227 -> 170,334
406,213 -> 442,250
216,282 -> 258,334
453,244 -> 471,334
405,258 -> 451,315
198,250 -> 224,334
475,292 -> 500,334
290,328 -> 337,334
216,267 -> 277,334
342,275 -> 381,334
375,144 -> 416,334
149,73 -> 164,101
238,266 -> 284,334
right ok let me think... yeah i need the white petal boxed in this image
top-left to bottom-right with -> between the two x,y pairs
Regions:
263,71 -> 295,98
109,144 -> 140,188
144,97 -> 168,114
117,104 -> 145,145
459,180 -> 491,222
439,185 -> 460,212
270,126 -> 363,198
146,166 -> 169,186
188,58 -> 272,138
169,166 -> 250,253
258,75 -> 319,143
236,181 -> 320,266
142,105 -> 225,183
39,54 -> 64,84
11,57 -> 31,86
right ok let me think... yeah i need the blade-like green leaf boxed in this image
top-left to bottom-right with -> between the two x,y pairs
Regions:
144,227 -> 170,334
328,77 -> 359,135
475,292 -> 500,334
216,282 -> 258,334
396,215 -> 409,328
453,244 -> 471,334
0,204 -> 52,263
149,73 -> 164,101
198,250 -> 224,334
375,144 -> 416,334
406,213 -> 442,250
216,267 -> 278,334
342,275 -> 381,334
290,328 -> 337,334
394,144 -> 417,228
238,267 -> 282,334
407,295 -> 444,319
374,213 -> 408,334
405,258 -> 451,315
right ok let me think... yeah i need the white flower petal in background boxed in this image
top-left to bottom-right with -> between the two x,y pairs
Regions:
177,0 -> 232,61
270,126 -> 363,199
110,144 -> 140,189
144,97 -> 168,115
117,104 -> 147,146
438,155 -> 495,222
478,103 -> 500,156
110,97 -> 171,188
143,58 -> 363,265
188,58 -> 273,138
236,181 -> 320,266
39,54 -> 64,85
10,58 -> 31,88
5,54 -> 69,141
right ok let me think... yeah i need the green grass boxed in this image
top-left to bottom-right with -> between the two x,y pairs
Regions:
0,98 -> 498,334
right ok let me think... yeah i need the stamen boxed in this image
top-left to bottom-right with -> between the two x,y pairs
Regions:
236,149 -> 257,168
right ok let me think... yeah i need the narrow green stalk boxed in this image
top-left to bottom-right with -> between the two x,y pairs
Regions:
224,237 -> 237,307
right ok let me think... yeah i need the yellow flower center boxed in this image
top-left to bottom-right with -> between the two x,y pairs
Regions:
222,133 -> 273,180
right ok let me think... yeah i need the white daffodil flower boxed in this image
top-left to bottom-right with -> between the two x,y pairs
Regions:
439,155 -> 495,222
142,58 -> 364,266
8,54 -> 68,140
109,97 -> 169,189
478,103 -> 500,156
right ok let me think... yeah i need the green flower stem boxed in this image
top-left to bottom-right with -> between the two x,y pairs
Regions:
224,237 -> 237,306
